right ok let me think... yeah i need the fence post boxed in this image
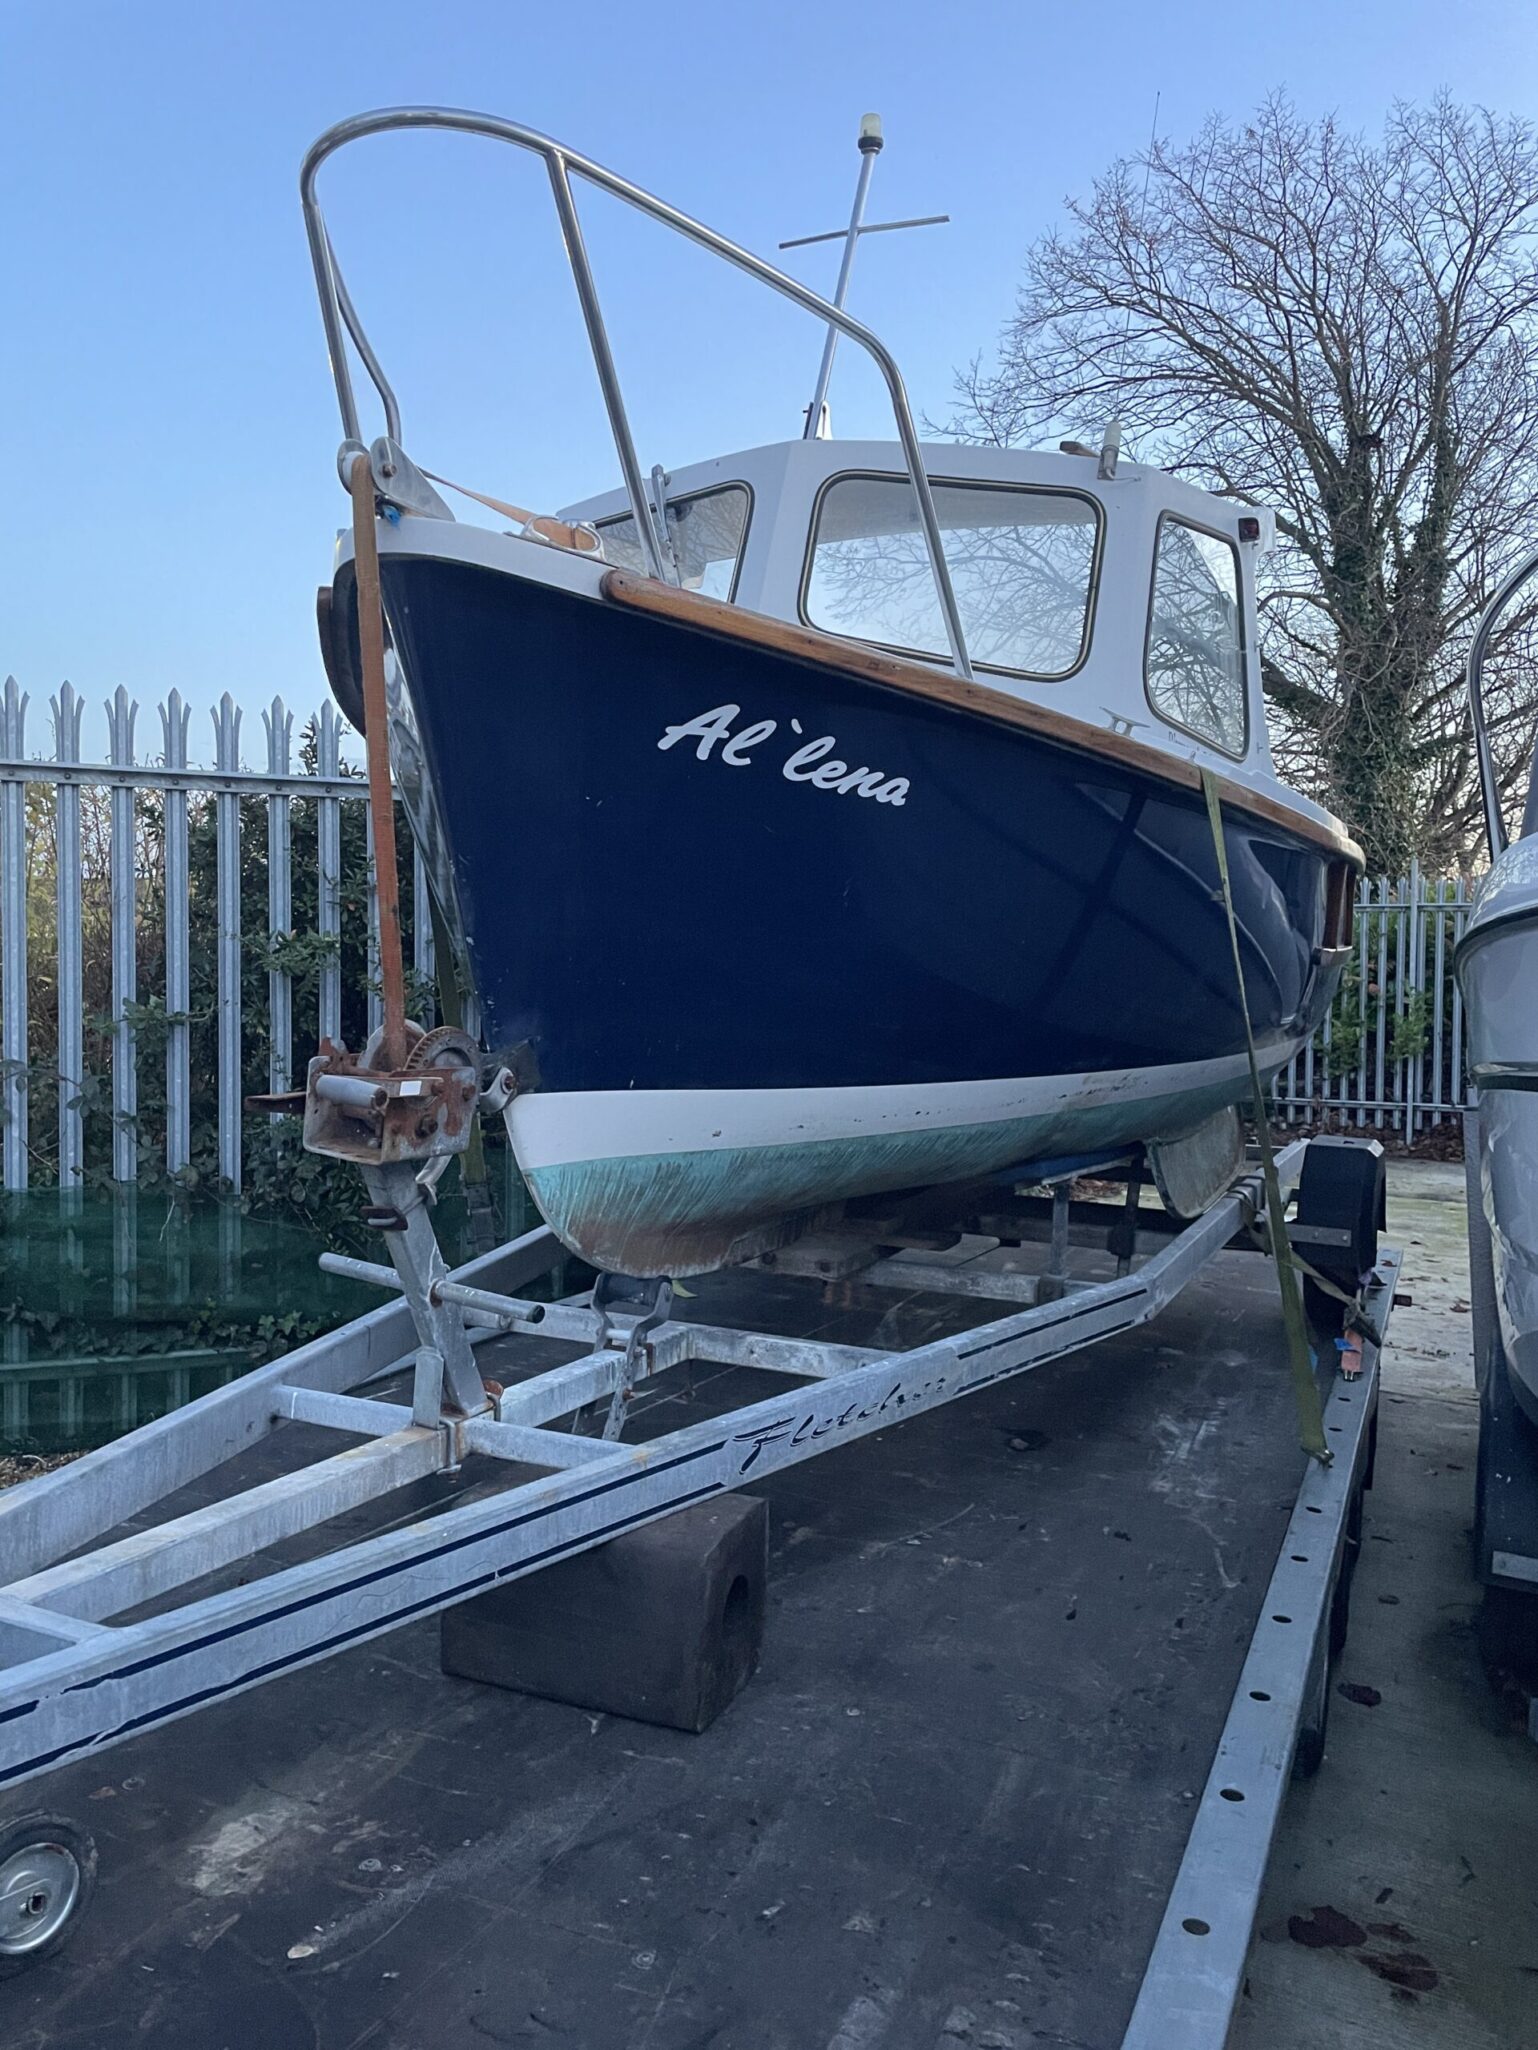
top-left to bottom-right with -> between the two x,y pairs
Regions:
1373,880 -> 1391,1130
1301,992 -> 1314,1123
1430,875 -> 1448,1124
317,703 -> 342,1046
213,695 -> 243,1189
264,696 -> 294,1099
161,690 -> 192,1175
1,677 -> 29,1191
53,683 -> 85,1184
1391,869 -> 1408,1136
107,685 -> 138,1184
413,838 -> 435,1016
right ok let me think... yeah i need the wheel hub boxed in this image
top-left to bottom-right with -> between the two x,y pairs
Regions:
0,1841 -> 82,1954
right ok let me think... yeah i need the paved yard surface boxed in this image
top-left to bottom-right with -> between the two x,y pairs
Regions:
1235,1159 -> 1537,2049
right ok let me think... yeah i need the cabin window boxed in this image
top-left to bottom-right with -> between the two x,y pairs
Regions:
801,474 -> 1100,678
1144,517 -> 1248,756
598,484 -> 751,599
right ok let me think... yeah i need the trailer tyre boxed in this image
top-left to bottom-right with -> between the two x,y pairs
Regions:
1476,1584 -> 1538,1695
0,1814 -> 97,1972
1303,1275 -> 1343,1341
1292,1635 -> 1331,1779
1328,1476 -> 1367,1660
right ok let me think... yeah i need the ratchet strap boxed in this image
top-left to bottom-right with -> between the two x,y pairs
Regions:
1201,770 -> 1332,1465
1283,1246 -> 1383,1347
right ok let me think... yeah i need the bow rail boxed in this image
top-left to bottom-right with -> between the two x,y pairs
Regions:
299,106 -> 975,679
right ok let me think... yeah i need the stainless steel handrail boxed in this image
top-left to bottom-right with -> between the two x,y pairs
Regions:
1466,541 -> 1538,860
327,233 -> 401,446
299,106 -> 975,678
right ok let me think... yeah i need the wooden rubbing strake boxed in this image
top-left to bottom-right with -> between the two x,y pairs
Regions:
600,568 -> 1363,868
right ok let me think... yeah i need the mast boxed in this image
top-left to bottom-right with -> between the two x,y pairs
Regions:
801,114 -> 883,438
783,116 -> 947,439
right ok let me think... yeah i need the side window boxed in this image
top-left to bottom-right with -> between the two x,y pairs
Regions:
1145,518 -> 1248,756
599,484 -> 751,600
803,475 -> 1099,678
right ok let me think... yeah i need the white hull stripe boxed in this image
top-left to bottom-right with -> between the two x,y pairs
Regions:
506,1049 -> 1280,1173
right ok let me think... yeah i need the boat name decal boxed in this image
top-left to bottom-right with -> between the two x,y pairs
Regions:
657,703 -> 909,807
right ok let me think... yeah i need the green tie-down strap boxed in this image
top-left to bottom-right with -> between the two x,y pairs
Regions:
1201,770 -> 1332,1466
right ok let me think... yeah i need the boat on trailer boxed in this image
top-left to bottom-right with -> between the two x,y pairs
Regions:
1457,545 -> 1538,1593
0,112 -> 1397,2013
305,107 -> 1362,1276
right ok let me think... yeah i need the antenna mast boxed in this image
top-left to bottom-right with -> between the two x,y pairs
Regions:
783,115 -> 948,440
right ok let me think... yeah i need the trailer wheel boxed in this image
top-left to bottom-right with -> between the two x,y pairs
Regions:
1293,1633 -> 1331,1779
1293,1138 -> 1386,1338
1476,1584 -> 1538,1697
1303,1275 -> 1344,1342
1328,1476 -> 1367,1660
0,1814 -> 97,1972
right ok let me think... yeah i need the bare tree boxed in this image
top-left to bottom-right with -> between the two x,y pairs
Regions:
950,96 -> 1538,870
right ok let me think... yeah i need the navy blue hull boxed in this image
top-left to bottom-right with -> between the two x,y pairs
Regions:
375,553 -> 1334,1097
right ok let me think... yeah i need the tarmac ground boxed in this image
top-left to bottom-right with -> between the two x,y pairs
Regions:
1235,1159 -> 1537,2049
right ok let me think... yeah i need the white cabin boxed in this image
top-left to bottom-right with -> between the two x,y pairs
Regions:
562,438 -> 1326,830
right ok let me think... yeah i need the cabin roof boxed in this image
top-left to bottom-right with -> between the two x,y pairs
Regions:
561,437 -> 1273,548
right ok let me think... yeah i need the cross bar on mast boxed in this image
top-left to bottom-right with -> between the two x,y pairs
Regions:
779,213 -> 949,252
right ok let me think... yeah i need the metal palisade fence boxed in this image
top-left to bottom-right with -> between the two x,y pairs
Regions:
1276,864 -> 1476,1133
0,679 -> 1479,1192
0,679 -> 435,1193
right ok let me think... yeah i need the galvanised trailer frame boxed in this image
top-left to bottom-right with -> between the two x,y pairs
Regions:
0,1138 -> 1395,2050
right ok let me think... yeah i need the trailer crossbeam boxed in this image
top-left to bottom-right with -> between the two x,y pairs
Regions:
5,1426 -> 447,1626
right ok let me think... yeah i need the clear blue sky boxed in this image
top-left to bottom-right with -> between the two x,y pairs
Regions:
3,0 -> 1536,764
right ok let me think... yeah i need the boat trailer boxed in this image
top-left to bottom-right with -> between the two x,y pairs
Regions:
0,487 -> 1398,2029
0,1126 -> 1395,2046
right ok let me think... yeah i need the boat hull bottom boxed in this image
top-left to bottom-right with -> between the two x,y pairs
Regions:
506,1055 -> 1275,1275
1478,1086 -> 1538,1427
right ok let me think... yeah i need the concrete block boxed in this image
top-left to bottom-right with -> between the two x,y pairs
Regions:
441,1493 -> 767,1733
